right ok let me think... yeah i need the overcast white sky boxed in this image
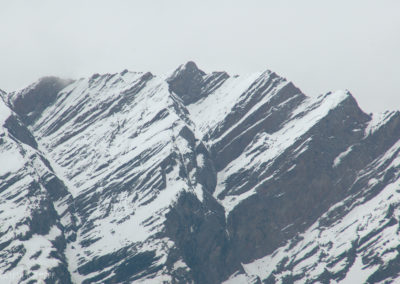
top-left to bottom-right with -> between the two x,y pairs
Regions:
1,0 -> 399,112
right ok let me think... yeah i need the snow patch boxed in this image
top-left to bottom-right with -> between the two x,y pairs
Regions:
333,146 -> 353,167
188,72 -> 262,138
365,111 -> 396,137
220,188 -> 257,218
196,153 -> 205,167
0,100 -> 11,127
340,257 -> 378,284
0,149 -> 25,176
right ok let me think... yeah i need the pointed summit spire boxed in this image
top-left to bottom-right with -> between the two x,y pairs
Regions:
167,61 -> 207,105
171,61 -> 206,78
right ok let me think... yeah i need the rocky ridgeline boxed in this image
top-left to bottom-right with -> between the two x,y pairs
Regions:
1,62 -> 400,283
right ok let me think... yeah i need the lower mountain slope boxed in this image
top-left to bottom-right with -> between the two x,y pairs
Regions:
226,119 -> 400,283
0,100 -> 76,283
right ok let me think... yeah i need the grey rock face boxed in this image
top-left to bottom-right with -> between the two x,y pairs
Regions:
167,61 -> 229,105
1,63 -> 400,283
165,191 -> 235,284
8,77 -> 73,125
4,113 -> 38,149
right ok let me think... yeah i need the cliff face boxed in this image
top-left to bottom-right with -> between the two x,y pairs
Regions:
1,62 -> 400,283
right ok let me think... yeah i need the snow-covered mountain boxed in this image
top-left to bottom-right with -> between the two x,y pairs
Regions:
1,62 -> 400,283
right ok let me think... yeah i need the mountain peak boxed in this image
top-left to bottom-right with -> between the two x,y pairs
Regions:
182,60 -> 198,70
166,62 -> 208,105
166,62 -> 230,105
168,61 -> 206,82
8,76 -> 73,125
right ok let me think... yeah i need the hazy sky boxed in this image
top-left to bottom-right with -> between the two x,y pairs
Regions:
1,0 -> 399,112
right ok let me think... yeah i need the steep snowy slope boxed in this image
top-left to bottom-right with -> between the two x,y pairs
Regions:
0,99 -> 76,283
17,68 -> 234,283
225,113 -> 400,283
2,62 -> 400,283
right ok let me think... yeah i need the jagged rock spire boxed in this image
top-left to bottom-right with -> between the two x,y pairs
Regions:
167,61 -> 207,105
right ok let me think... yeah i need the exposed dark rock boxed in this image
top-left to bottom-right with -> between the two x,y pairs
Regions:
9,76 -> 73,125
167,61 -> 229,105
4,114 -> 38,149
167,61 -> 206,105
165,191 -> 239,284
195,142 -> 217,194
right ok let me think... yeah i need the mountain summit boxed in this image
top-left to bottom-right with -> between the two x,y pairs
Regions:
167,61 -> 229,105
1,63 -> 400,283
